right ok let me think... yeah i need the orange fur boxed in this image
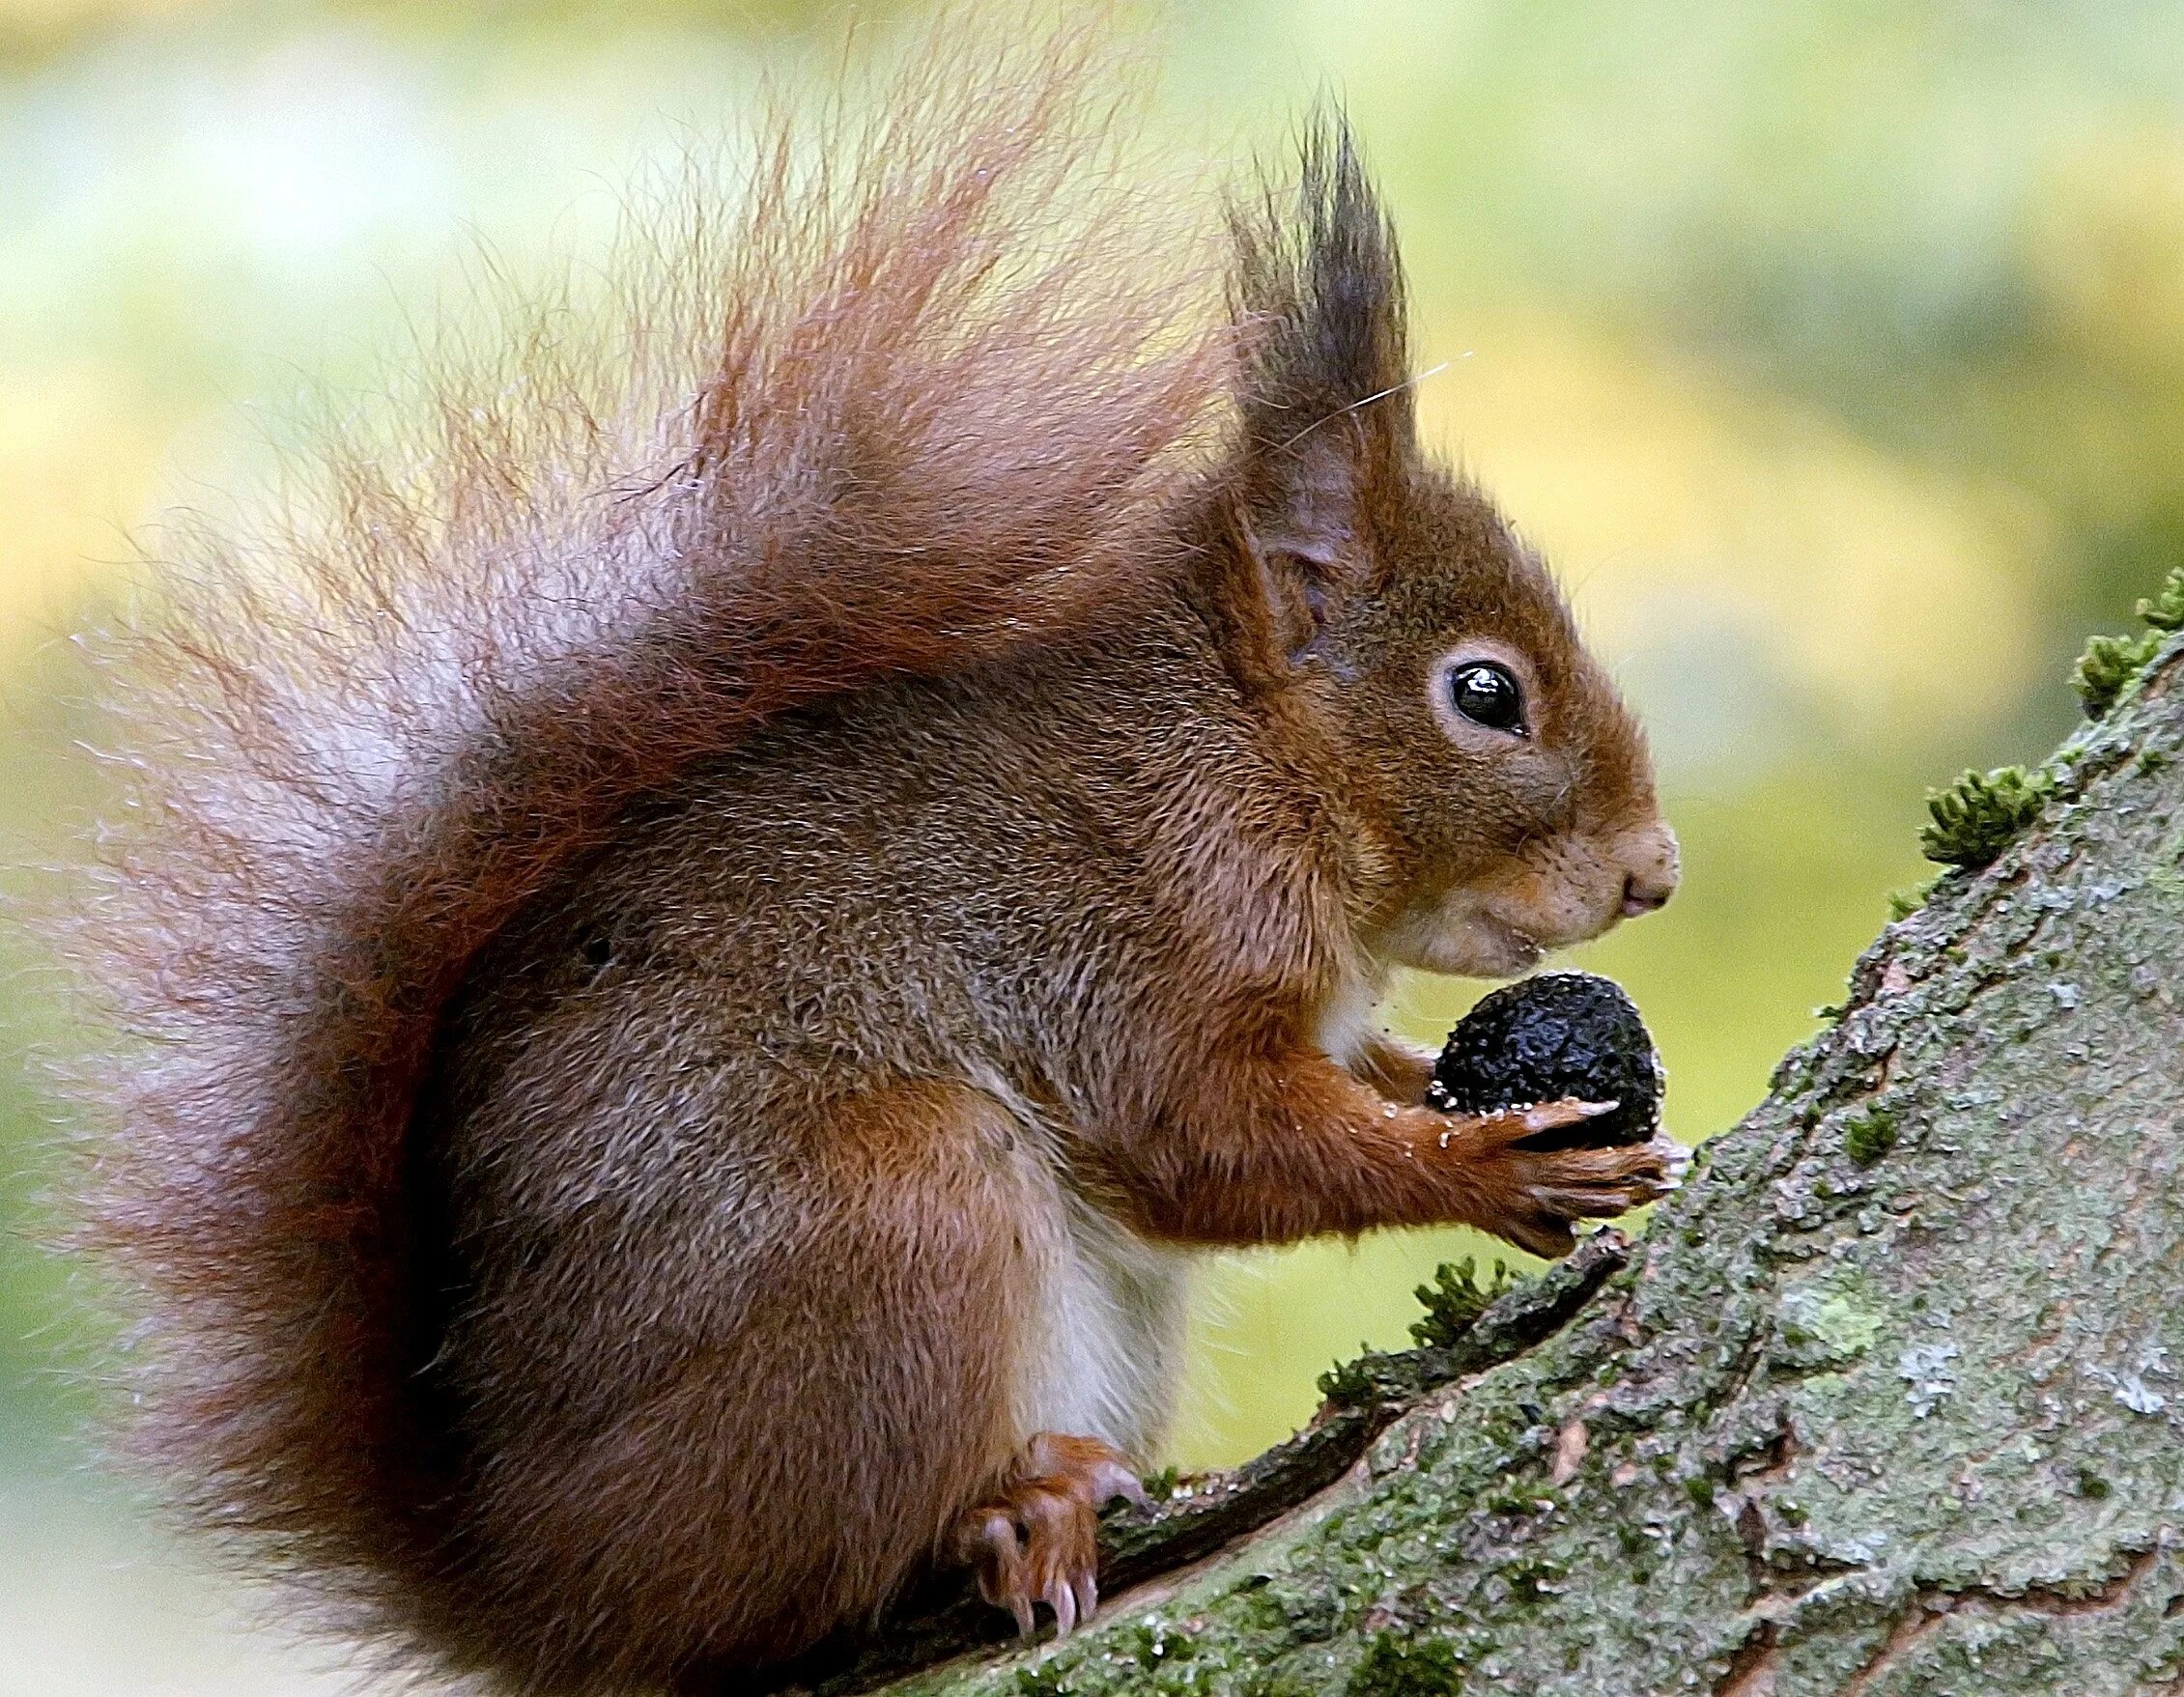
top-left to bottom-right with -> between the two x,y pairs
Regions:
62,16 -> 1680,1694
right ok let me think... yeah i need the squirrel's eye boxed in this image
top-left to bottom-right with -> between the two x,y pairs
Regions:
1449,662 -> 1525,733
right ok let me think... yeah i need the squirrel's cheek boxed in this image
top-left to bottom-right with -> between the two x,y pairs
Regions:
1488,836 -> 1659,951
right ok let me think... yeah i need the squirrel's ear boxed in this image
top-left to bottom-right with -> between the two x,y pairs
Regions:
1227,113 -> 1413,651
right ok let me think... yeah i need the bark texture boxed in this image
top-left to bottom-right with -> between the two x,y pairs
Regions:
846,638 -> 2184,1697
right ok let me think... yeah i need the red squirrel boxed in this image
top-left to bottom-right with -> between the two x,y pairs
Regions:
67,26 -> 1680,1696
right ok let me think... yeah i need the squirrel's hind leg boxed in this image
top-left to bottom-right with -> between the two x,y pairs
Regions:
441,1078 -> 1056,1688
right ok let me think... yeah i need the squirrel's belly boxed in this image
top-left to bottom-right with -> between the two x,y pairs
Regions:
1011,1175 -> 1192,1461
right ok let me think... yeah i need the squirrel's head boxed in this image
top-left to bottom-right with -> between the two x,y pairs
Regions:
1213,121 -> 1677,978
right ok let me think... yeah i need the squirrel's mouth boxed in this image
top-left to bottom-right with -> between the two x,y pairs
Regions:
1462,913 -> 1546,978
1374,899 -> 1546,979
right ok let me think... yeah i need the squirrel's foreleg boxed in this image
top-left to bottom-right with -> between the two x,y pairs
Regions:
1096,1040 -> 1676,1258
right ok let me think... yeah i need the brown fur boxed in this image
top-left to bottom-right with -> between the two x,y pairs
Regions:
64,19 -> 1678,1696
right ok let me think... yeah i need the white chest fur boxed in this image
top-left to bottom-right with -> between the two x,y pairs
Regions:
991,960 -> 1383,1463
1311,959 -> 1390,1070
1012,1177 -> 1192,1460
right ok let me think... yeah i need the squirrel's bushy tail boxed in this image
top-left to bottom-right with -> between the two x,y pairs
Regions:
66,14 -> 1223,1666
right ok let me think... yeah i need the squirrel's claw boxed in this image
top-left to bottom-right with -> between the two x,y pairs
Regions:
1495,1132 -> 1687,1257
1044,1575 -> 1077,1638
952,1432 -> 1139,1640
1085,1456 -> 1149,1513
959,1508 -> 1035,1635
1516,1097 -> 1620,1135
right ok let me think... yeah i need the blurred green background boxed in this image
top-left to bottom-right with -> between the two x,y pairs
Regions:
3,0 -> 2180,1686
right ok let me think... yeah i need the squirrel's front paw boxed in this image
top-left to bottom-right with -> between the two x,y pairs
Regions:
951,1432 -> 1147,1639
1456,1107 -> 1686,1258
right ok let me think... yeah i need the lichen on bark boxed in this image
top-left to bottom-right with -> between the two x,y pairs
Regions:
844,636 -> 2184,1697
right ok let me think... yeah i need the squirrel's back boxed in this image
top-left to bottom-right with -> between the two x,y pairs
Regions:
67,20 -> 1227,1687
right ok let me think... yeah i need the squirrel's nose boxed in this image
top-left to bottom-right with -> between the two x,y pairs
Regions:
1614,823 -> 1680,918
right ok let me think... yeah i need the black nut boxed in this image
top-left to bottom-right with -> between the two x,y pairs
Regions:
1427,972 -> 1662,1148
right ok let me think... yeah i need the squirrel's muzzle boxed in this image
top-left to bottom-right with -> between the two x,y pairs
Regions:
1613,821 -> 1680,917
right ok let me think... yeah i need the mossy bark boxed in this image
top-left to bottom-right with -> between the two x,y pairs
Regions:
851,639 -> 2184,1697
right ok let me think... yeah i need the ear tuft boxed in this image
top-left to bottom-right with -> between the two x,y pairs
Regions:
1224,112 -> 1413,653
1231,111 -> 1412,467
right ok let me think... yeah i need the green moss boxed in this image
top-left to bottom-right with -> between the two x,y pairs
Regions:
2139,564 -> 2184,632
1346,1634 -> 1465,1696
1014,1669 -> 1073,1697
1120,1623 -> 1197,1672
1843,1106 -> 1898,1166
1499,1555 -> 1569,1604
2069,564 -> 2180,718
1885,880 -> 1936,921
1920,766 -> 2055,867
1484,1481 -> 1558,1516
2074,629 -> 2160,718
1319,1353 -> 1378,1407
1250,1578 -> 1342,1644
1409,1258 -> 1517,1348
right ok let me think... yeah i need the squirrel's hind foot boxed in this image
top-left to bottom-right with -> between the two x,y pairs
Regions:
952,1432 -> 1148,1638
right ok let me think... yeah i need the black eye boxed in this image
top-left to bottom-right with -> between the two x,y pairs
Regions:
1449,662 -> 1525,733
